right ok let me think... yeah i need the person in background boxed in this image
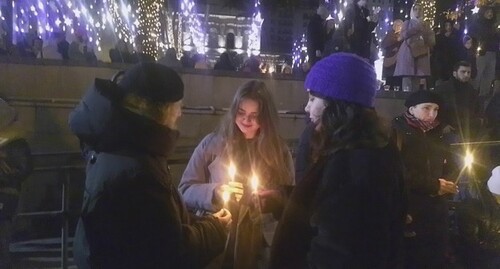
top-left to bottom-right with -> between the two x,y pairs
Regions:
43,32 -> 65,60
458,35 -> 477,79
193,53 -> 210,69
130,34 -> 155,63
69,63 -> 231,269
469,6 -> 498,100
345,0 -> 379,61
109,39 -> 134,64
456,166 -> 500,269
434,20 -> 461,82
0,99 -> 32,269
179,80 -> 294,269
307,4 -> 329,66
322,19 -> 336,57
180,51 -> 195,68
435,61 -> 480,142
325,20 -> 353,56
57,33 -> 70,60
157,47 -> 182,68
485,81 -> 500,164
240,56 -> 261,73
69,29 -> 97,63
214,52 -> 237,71
271,53 -> 406,269
394,4 -> 435,92
392,90 -> 458,269
281,63 -> 293,75
381,19 -> 403,90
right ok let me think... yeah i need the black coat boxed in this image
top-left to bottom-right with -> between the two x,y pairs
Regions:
0,133 -> 32,221
434,32 -> 461,81
345,4 -> 377,60
294,123 -> 315,184
271,144 -> 406,269
392,117 -> 452,267
307,14 -> 326,60
69,80 -> 227,269
456,190 -> 500,268
435,78 -> 480,134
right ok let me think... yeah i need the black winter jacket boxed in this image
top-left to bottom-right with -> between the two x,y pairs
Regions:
69,80 -> 227,269
392,117 -> 453,251
456,190 -> 500,268
271,144 -> 406,269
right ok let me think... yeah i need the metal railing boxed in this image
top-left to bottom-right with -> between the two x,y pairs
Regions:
5,97 -> 307,119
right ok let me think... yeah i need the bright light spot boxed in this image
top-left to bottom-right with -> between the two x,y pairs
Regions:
464,151 -> 474,169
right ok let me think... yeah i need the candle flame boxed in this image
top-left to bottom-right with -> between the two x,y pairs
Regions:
228,162 -> 236,182
222,190 -> 230,204
251,174 -> 259,193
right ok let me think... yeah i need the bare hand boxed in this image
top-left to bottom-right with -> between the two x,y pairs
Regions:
406,214 -> 413,224
212,208 -> 232,228
437,178 -> 458,195
442,125 -> 455,134
218,181 -> 244,202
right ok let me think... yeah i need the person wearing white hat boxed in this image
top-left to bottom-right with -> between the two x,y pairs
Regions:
456,166 -> 500,268
487,166 -> 500,203
0,99 -> 32,268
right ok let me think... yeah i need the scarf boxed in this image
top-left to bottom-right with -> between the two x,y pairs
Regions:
404,111 -> 440,133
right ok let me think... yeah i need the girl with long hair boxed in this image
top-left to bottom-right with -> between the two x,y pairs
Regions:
179,80 -> 294,269
270,53 -> 406,269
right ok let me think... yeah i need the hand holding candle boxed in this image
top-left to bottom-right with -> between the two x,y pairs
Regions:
219,161 -> 244,203
251,173 -> 259,194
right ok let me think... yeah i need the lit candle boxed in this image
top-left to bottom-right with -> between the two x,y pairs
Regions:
251,173 -> 259,194
222,190 -> 230,205
222,161 -> 237,205
228,162 -> 236,182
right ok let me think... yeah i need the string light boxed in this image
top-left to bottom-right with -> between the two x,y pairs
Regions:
247,0 -> 263,56
133,0 -> 162,59
420,0 -> 436,26
12,0 -> 105,52
180,0 -> 205,54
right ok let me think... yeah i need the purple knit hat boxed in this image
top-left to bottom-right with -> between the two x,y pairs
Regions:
304,53 -> 378,108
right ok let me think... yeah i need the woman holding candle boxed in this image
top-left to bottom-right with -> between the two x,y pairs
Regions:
179,80 -> 294,269
270,53 -> 406,269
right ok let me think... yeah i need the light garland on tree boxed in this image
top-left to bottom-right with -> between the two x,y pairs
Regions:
292,33 -> 307,68
180,0 -> 205,53
12,0 -> 105,51
136,0 -> 161,58
420,0 -> 436,26
247,0 -> 262,56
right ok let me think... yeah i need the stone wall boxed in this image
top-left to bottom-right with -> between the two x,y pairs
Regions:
0,58 -> 406,154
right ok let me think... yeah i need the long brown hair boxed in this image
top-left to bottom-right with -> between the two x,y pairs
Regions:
217,80 -> 292,186
311,99 -> 389,161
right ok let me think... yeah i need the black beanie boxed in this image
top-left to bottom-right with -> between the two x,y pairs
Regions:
404,90 -> 443,108
117,62 -> 184,104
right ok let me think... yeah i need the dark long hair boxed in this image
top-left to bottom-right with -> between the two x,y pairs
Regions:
311,99 -> 388,161
217,80 -> 292,186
